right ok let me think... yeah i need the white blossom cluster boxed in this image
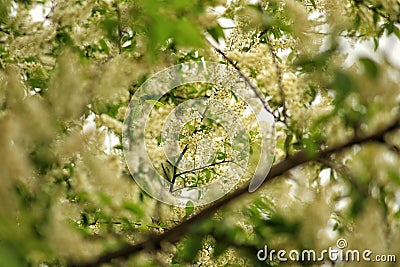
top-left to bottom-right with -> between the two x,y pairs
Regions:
144,82 -> 261,193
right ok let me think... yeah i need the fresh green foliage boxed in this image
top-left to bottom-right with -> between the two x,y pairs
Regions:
0,0 -> 399,266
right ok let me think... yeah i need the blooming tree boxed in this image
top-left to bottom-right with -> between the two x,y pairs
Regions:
0,0 -> 399,266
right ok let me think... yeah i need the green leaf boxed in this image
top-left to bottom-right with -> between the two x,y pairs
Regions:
123,202 -> 145,218
27,68 -> 47,89
393,25 -> 400,40
150,16 -> 173,49
354,13 -> 361,30
203,169 -> 211,182
310,0 -> 317,9
359,57 -> 379,79
216,151 -> 226,160
0,1 -> 10,24
333,222 -> 339,231
385,22 -> 395,34
249,130 -> 259,139
157,135 -> 163,145
29,143 -> 54,174
15,0 -> 31,5
349,189 -> 365,218
100,18 -> 119,41
14,181 -> 34,208
55,31 -> 74,46
93,101 -> 120,118
185,200 -> 195,217
373,38 -> 379,51
145,99 -> 165,107
394,210 -> 400,219
98,193 -> 112,205
388,168 -> 400,185
99,39 -> 109,54
182,235 -> 203,262
206,24 -> 225,42
186,122 -> 195,131
230,91 -> 239,102
294,48 -> 335,72
265,215 -> 300,235
92,5 -> 107,15
332,70 -> 355,106
286,50 -> 297,63
81,213 -> 89,226
0,244 -> 26,267
373,12 -> 380,25
213,242 -> 229,257
171,0 -> 192,9
175,19 -> 203,47
303,136 -> 319,158
113,144 -> 123,150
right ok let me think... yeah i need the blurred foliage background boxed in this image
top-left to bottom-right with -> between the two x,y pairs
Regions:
0,0 -> 400,266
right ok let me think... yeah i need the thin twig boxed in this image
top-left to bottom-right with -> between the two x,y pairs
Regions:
169,145 -> 189,192
161,163 -> 170,182
44,0 -> 55,20
168,104 -> 210,192
0,27 -> 10,35
115,2 -> 122,54
358,1 -> 400,23
210,42 -> 276,119
361,2 -> 390,20
175,160 -> 232,177
171,185 -> 198,193
89,221 -> 166,230
303,31 -> 367,38
264,33 -> 290,158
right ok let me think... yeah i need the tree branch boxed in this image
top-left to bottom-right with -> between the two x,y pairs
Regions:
265,35 -> 286,121
303,31 -> 367,38
370,134 -> 400,154
210,43 -> 276,119
169,144 -> 189,192
175,159 -> 232,177
264,33 -> 290,158
115,2 -> 122,54
70,117 -> 400,267
44,0 -> 55,20
168,104 -> 210,192
360,2 -> 390,21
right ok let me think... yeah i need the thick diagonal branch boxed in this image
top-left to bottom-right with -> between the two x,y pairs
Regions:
71,117 -> 400,267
